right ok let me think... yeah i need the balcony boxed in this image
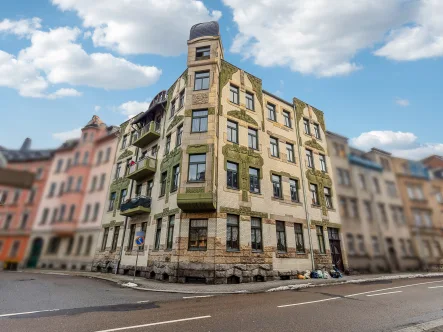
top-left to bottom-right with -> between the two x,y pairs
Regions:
132,122 -> 161,148
126,157 -> 157,181
120,195 -> 152,217
177,192 -> 216,212
52,222 -> 76,236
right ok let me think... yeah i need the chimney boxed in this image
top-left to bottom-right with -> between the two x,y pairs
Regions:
20,138 -> 32,151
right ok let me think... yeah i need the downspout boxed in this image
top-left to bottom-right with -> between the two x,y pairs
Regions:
293,103 -> 316,271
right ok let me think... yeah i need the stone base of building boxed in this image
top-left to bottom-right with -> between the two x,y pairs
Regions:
36,259 -> 93,271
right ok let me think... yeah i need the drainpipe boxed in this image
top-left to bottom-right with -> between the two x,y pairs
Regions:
293,103 -> 316,271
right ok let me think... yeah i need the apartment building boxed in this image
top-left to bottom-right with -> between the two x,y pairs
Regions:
326,132 -> 419,273
392,157 -> 443,268
0,139 -> 54,268
28,116 -> 117,270
93,21 -> 346,284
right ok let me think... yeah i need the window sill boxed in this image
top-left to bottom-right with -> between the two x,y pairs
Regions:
252,250 -> 263,254
188,248 -> 207,251
227,249 -> 241,253
226,186 -> 240,191
272,196 -> 284,200
193,88 -> 209,92
311,204 -> 321,209
187,180 -> 206,184
249,191 -> 262,196
190,131 -> 208,134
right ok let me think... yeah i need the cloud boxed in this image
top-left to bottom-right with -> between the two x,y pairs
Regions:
0,25 -> 162,98
0,18 -> 42,37
350,130 -> 443,160
48,88 -> 82,99
51,0 -> 221,56
395,98 -> 410,107
52,127 -> 82,141
94,105 -> 101,111
117,100 -> 151,118
374,0 -> 443,61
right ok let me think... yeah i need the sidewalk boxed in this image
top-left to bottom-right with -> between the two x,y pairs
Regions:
21,269 -> 443,294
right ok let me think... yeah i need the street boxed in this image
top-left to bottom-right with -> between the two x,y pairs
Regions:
1,272 -> 443,332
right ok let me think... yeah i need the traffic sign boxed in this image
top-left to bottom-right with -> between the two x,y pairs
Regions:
135,236 -> 144,246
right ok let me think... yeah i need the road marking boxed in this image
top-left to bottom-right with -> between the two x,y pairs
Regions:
366,290 -> 403,297
428,285 -> 443,289
182,295 -> 214,299
394,317 -> 443,332
0,309 -> 60,318
278,297 -> 341,308
94,315 -> 211,332
136,300 -> 150,303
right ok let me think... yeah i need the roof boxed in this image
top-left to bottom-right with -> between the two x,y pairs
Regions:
1,138 -> 55,162
349,154 -> 383,172
326,130 -> 349,142
189,21 -> 219,40
370,147 -> 392,156
83,115 -> 106,129
57,139 -> 79,152
132,90 -> 167,125
262,90 -> 293,108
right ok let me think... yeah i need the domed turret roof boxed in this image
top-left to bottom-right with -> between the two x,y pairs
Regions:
189,21 -> 219,40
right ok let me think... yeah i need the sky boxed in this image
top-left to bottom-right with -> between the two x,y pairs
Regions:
1,0 -> 443,160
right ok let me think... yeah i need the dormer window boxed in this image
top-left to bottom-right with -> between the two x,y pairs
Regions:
196,46 -> 210,60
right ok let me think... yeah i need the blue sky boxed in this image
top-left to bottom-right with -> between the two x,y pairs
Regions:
1,0 -> 442,159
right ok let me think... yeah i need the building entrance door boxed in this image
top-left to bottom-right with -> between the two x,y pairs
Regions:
328,227 -> 344,271
27,237 -> 43,268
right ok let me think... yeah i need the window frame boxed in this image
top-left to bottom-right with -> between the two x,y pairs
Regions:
306,149 -> 314,169
227,120 -> 239,144
188,154 -> 206,182
324,187 -> 333,209
154,218 -> 162,250
313,123 -> 321,139
251,217 -> 263,252
227,161 -> 239,190
303,118 -> 311,135
316,226 -> 326,254
267,103 -> 276,121
229,85 -> 239,104
111,226 -> 120,252
196,45 -> 210,59
245,91 -> 254,111
176,125 -> 183,147
191,109 -> 208,133
286,143 -> 295,163
270,137 -> 279,158
276,221 -> 287,253
188,219 -> 208,251
249,167 -> 260,194
167,215 -> 175,250
310,183 -> 319,206
226,214 -> 240,251
272,174 -> 282,199
283,110 -> 291,128
294,223 -> 305,253
171,164 -> 180,192
319,154 -> 327,172
160,171 -> 167,197
289,179 -> 299,202
194,71 -> 210,91
248,127 -> 258,150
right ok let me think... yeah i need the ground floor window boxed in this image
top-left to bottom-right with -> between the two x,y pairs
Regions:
251,217 -> 262,251
189,219 -> 208,250
317,226 -> 326,253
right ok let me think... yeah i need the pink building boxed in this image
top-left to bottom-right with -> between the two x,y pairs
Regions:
28,116 -> 118,270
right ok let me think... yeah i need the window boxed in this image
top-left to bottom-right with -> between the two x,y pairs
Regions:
283,110 -> 291,128
413,210 -> 422,226
92,203 -> 100,221
3,214 -> 12,230
115,162 -> 122,180
378,203 -> 388,223
324,187 -> 333,209
270,137 -> 279,157
317,226 -> 326,253
227,120 -> 238,144
99,173 -> 106,190
400,239 -> 407,256
83,133 -> 88,141
267,103 -> 276,121
167,215 -> 175,249
380,157 -> 391,171
415,186 -> 425,200
108,192 -> 116,211
251,217 -> 262,251
188,219 -> 208,250
128,224 -> 136,251
47,237 -> 60,254
310,184 -> 319,205
350,198 -> 359,218
179,90 -> 185,109
337,168 -> 351,186
294,224 -> 305,253
227,162 -> 239,189
171,165 -> 180,192
101,227 -> 109,251
276,221 -> 287,252
147,180 -> 153,197
20,213 -> 29,229
151,145 -> 158,158
65,159 -> 71,171
196,46 -> 210,59
36,167 -> 43,180
76,176 -> 83,192
160,172 -> 167,196
154,219 -> 162,250
51,208 -> 58,224
272,174 -> 282,198
49,182 -> 56,197
83,151 -> 89,165
83,204 -> 91,222
248,128 -> 258,150
364,201 -> 373,221
27,188 -> 36,204
176,125 -> 183,147
125,159 -> 132,176
40,208 -> 49,225
191,110 -> 208,132
373,177 -> 381,194
105,147 -> 111,162
289,179 -> 299,202
65,237 -> 74,255
130,131 -> 138,144
170,100 -> 176,118
246,91 -> 254,110
56,159 -> 63,173
135,183 -> 142,197
229,85 -> 239,104
111,226 -> 120,251
372,236 -> 380,255
74,152 -> 80,165
359,174 -> 366,190
85,236 -> 93,256
226,214 -> 240,251
121,135 -> 128,149
76,236 -> 84,256
319,154 -> 327,172
90,176 -> 97,192
57,205 -> 65,222
306,149 -> 314,169
165,135 -> 171,155
357,235 -> 365,254
140,222 -> 147,251
249,168 -> 260,193
423,211 -> 432,227
347,234 -> 355,254
188,154 -> 206,182
68,205 -> 75,221
313,123 -> 321,139
12,189 -> 20,204
194,71 -> 209,90
10,241 -> 20,258
303,118 -> 311,135
286,143 -> 295,163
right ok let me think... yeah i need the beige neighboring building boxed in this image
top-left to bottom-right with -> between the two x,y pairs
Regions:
93,21 -> 346,283
327,132 -> 419,273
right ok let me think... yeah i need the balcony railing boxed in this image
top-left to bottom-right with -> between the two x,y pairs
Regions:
126,157 -> 157,181
120,195 -> 152,217
132,121 -> 161,148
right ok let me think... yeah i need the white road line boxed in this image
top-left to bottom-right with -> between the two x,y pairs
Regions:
0,309 -> 60,318
136,300 -> 150,303
428,285 -> 443,289
182,295 -> 214,299
366,290 -> 403,297
394,317 -> 443,332
94,315 -> 212,332
278,297 -> 341,308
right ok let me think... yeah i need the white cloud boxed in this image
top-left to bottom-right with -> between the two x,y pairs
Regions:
48,88 -> 82,99
395,98 -> 410,107
118,100 -> 151,119
375,0 -> 443,61
52,127 -> 82,141
51,0 -> 221,56
350,130 -> 443,160
94,105 -> 101,111
0,18 -> 42,37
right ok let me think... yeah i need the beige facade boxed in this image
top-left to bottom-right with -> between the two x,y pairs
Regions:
326,132 -> 420,273
93,22 -> 346,283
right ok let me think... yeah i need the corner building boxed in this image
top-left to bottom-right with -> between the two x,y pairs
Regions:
93,22 -> 346,283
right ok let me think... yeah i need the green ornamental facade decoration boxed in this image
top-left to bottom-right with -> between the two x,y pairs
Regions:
293,97 -> 306,127
219,61 -> 239,116
227,110 -> 258,127
109,177 -> 131,217
186,187 -> 205,193
160,147 -> 182,204
185,107 -> 215,117
186,144 -> 209,154
312,107 -> 326,133
167,115 -> 184,133
153,207 -> 181,220
306,169 -> 333,216
117,149 -> 133,161
118,120 -> 130,143
245,73 -> 263,109
305,139 -> 325,152
220,206 -> 268,219
222,144 -> 264,202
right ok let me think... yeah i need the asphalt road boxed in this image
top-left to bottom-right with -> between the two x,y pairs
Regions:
1,272 -> 443,332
